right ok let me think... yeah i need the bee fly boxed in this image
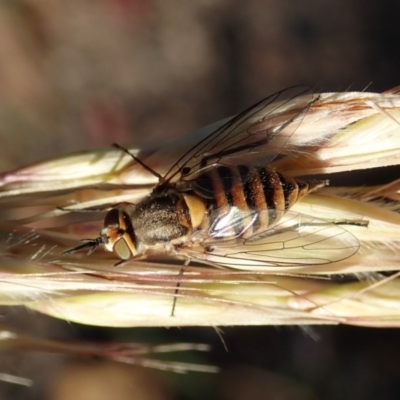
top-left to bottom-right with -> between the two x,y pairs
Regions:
64,88 -> 361,313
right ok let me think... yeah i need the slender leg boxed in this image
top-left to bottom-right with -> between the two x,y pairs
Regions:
57,201 -> 135,213
170,258 -> 191,317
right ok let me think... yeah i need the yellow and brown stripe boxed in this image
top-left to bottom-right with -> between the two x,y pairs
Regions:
192,164 -> 326,239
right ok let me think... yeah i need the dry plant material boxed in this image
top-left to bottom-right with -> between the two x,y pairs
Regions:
1,88 -> 400,328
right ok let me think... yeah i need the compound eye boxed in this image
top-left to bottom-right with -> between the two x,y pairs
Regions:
113,238 -> 131,260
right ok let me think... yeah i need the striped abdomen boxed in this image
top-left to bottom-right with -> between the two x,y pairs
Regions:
191,165 -> 326,238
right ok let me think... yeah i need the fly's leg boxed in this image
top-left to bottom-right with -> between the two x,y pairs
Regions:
57,206 -> 106,213
57,201 -> 135,213
170,258 -> 191,317
114,259 -> 127,267
112,143 -> 163,181
332,219 -> 369,227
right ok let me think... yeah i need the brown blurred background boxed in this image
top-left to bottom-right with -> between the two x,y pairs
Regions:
1,0 -> 400,399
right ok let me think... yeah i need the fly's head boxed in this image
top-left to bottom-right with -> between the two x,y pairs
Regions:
63,208 -> 138,261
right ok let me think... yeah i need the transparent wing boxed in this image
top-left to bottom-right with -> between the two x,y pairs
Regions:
185,210 -> 360,270
159,87 -> 317,186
